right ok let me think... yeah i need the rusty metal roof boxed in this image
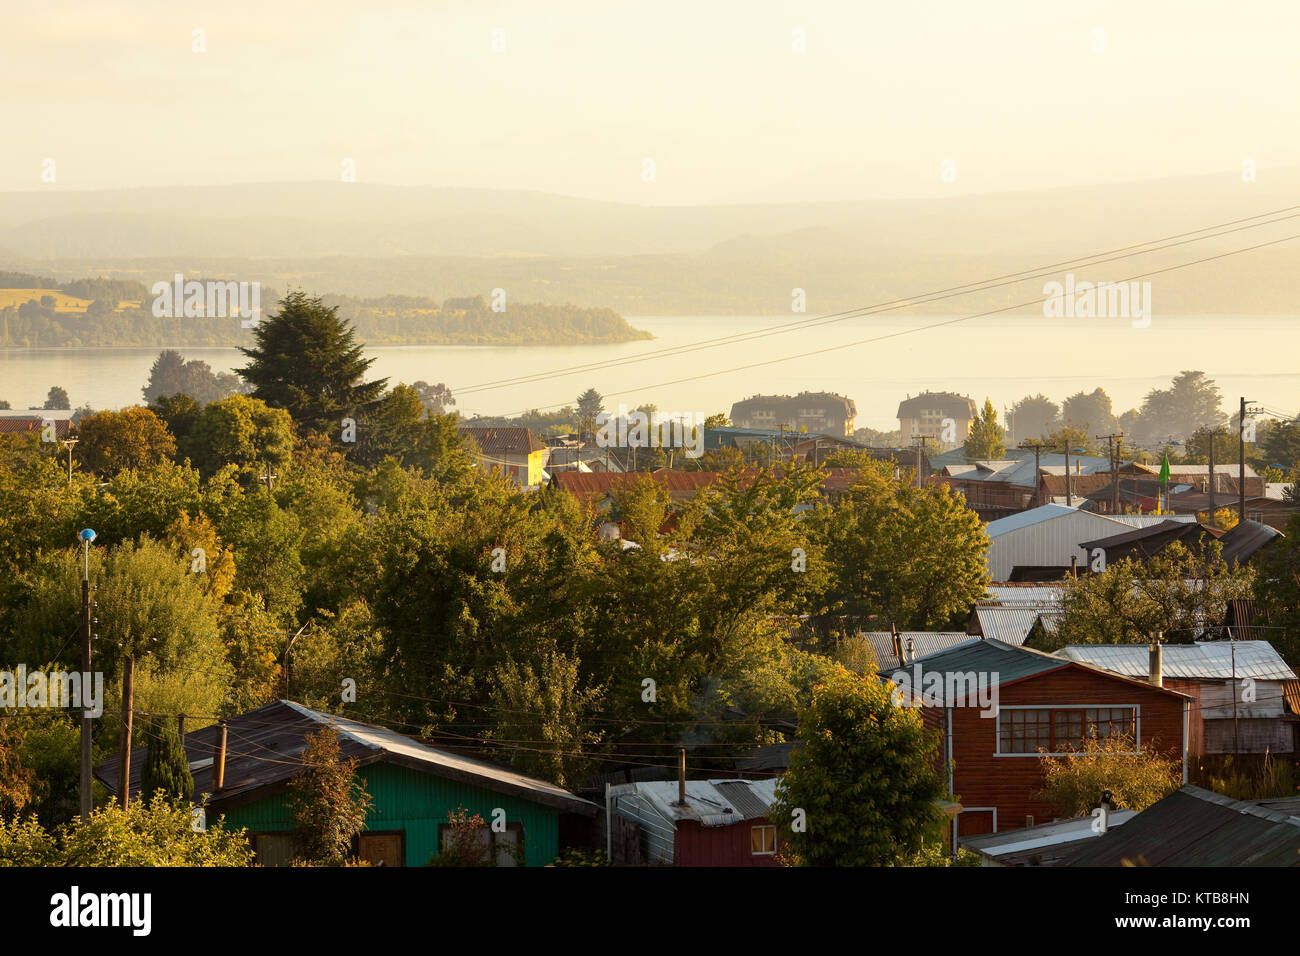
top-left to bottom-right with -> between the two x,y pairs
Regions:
458,426 -> 545,456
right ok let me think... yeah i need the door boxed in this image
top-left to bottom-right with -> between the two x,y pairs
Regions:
358,832 -> 404,867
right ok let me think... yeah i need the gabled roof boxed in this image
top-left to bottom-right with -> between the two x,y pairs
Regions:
94,700 -> 596,816
880,638 -> 1193,706
971,607 -> 1044,645
1054,641 -> 1296,681
1077,518 -> 1212,552
1064,785 -> 1300,867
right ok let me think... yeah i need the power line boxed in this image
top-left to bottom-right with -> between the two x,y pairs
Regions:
450,204 -> 1300,399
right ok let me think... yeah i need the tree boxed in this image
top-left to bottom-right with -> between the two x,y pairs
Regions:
1039,541 -> 1255,650
823,467 -> 990,629
770,666 -> 945,866
1010,393 -> 1059,443
963,397 -> 1005,460
43,386 -> 70,410
1134,371 -> 1223,445
75,406 -> 177,475
1061,387 -> 1118,436
47,800 -> 252,866
185,393 -> 294,478
287,725 -> 373,863
1037,733 -> 1182,817
237,291 -> 388,434
576,388 -> 604,435
1255,512 -> 1300,665
410,380 -> 454,416
1260,417 -> 1300,473
143,349 -> 244,405
139,716 -> 195,806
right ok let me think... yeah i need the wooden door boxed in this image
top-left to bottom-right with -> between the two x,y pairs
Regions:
358,832 -> 404,867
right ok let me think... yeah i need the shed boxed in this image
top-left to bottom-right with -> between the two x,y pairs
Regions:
608,778 -> 781,866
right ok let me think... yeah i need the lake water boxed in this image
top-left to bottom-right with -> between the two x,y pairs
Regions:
1,314 -> 1297,430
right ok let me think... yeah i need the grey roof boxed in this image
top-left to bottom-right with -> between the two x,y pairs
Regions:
611,778 -> 780,827
986,503 -> 1089,536
880,638 -> 1069,704
858,631 -> 980,668
961,810 -> 1137,866
1054,641 -> 1296,681
1064,785 -> 1300,867
985,584 -> 1065,605
95,699 -> 597,816
972,607 -> 1045,644
1218,519 -> 1283,566
1077,518 -> 1207,551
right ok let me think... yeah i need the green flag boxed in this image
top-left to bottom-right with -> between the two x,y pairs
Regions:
1158,451 -> 1171,484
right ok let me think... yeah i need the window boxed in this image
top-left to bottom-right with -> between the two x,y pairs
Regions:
438,821 -> 525,867
751,825 -> 777,855
999,707 -> 1137,754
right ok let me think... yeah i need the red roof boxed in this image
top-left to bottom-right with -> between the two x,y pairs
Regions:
458,427 -> 545,457
0,417 -> 73,438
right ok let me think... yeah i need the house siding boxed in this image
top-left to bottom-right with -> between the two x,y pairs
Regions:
941,668 -> 1185,836
220,761 -> 563,867
674,818 -> 780,867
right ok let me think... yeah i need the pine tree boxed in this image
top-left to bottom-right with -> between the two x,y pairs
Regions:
963,397 -> 1005,460
140,716 -> 194,806
236,291 -> 388,435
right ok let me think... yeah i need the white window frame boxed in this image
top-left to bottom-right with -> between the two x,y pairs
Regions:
750,824 -> 777,856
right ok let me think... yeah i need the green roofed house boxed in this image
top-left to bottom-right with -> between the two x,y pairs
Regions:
95,700 -> 597,867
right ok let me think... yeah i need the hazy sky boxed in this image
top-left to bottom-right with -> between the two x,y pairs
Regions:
4,0 -> 1298,203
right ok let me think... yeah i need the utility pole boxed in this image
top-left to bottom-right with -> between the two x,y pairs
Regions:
1207,429 -> 1216,518
1096,433 -> 1123,514
912,435 -> 927,489
1023,440 -> 1044,507
78,528 -> 97,819
117,653 -> 134,809
1238,397 -> 1251,523
63,436 -> 78,485
1064,442 -> 1072,507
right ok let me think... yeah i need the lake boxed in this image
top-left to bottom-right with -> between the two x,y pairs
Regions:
1,314 -> 1297,431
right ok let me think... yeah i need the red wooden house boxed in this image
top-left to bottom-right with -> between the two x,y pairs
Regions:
882,639 -> 1190,839
607,778 -> 781,866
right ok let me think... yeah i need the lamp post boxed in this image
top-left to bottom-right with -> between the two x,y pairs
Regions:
78,528 -> 97,818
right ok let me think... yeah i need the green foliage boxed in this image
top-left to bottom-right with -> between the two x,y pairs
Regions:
183,393 -> 294,478
286,726 -> 373,863
140,716 -> 195,806
550,846 -> 611,866
143,350 -> 245,405
771,665 -> 946,866
1037,734 -> 1182,817
1254,511 -> 1300,665
237,290 -> 388,434
822,467 -> 989,629
963,397 -> 1005,460
55,800 -> 253,866
426,807 -> 495,867
75,406 -> 177,476
1043,541 -> 1255,650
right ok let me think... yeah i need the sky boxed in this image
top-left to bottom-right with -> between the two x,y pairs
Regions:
3,0 -> 1299,204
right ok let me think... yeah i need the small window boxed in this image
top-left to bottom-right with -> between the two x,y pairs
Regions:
751,825 -> 777,855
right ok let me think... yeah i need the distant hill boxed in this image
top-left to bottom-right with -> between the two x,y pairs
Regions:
2,170 -> 1298,313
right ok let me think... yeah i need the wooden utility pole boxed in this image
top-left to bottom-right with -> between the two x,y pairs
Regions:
1207,430 -> 1216,518
117,654 -> 134,808
1022,441 -> 1044,507
1238,397 -> 1250,522
213,721 -> 228,792
1064,443 -> 1073,506
912,435 -> 927,488
78,530 -> 97,819
1096,433 -> 1123,514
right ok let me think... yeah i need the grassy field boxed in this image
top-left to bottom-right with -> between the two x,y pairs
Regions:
0,289 -> 139,311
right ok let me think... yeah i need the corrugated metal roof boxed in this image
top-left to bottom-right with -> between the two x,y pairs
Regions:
986,503 -> 1089,536
961,810 -> 1136,866
1064,785 -> 1300,867
1218,519 -> 1283,566
973,607 -> 1042,644
1055,641 -> 1296,681
858,631 -> 979,668
613,778 -> 780,827
879,638 -> 1068,704
458,426 -> 545,456
94,699 -> 597,816
986,584 -> 1065,605
1078,518 -> 1205,550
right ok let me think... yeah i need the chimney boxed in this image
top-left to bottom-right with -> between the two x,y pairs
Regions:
676,748 -> 687,806
213,720 -> 228,792
891,624 -> 903,667
1149,635 -> 1163,688
906,636 -> 915,663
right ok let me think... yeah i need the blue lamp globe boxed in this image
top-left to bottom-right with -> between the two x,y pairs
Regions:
79,528 -> 97,543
